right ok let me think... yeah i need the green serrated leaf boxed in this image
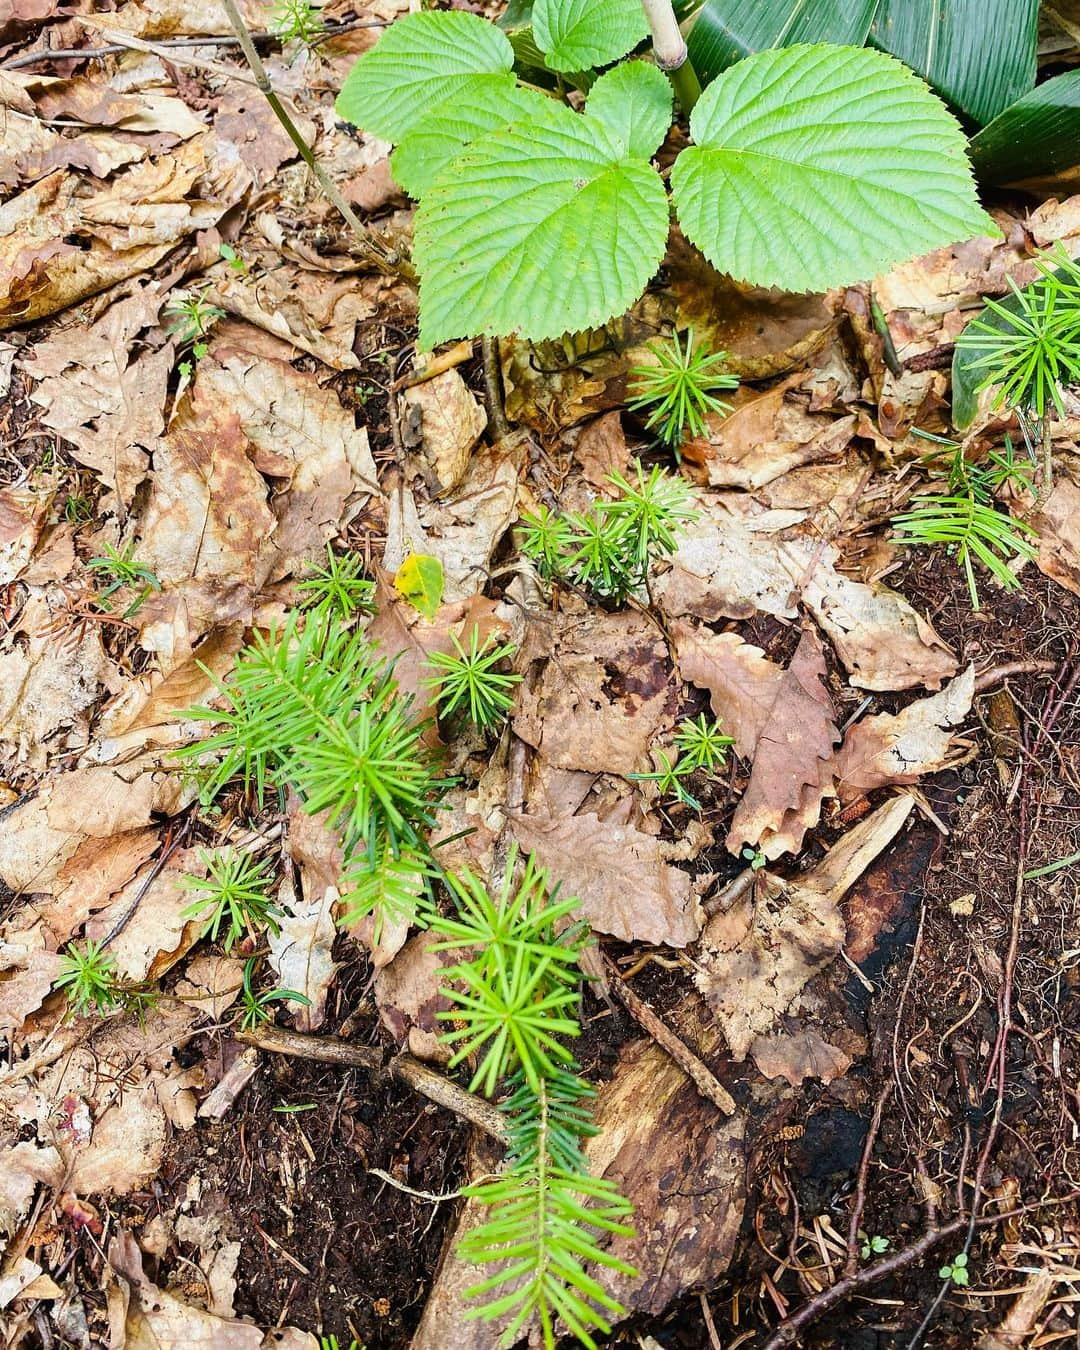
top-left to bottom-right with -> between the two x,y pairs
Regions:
968,70 -> 1080,190
394,553 -> 444,619
685,0 -> 878,86
585,60 -> 672,160
392,84 -> 552,198
671,44 -> 998,294
533,0 -> 649,73
871,0 -> 1037,127
414,101 -> 668,346
335,11 -> 515,144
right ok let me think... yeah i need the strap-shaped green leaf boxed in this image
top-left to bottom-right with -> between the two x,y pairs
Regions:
671,44 -> 997,294
414,101 -> 668,346
532,0 -> 649,73
969,71 -> 1080,189
335,11 -> 515,144
392,84 -> 553,198
685,0 -> 878,86
584,60 -> 673,159
871,0 -> 1037,127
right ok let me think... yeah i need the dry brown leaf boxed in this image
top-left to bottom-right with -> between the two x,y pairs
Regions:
27,283 -> 173,502
403,369 -> 487,495
673,620 -> 783,759
0,115 -> 145,190
34,827 -> 160,943
103,625 -> 244,739
696,795 -> 913,1056
683,374 -> 856,489
108,1231 -> 264,1348
654,494 -> 809,622
574,410 -> 630,489
511,806 -> 702,947
132,382 -> 275,641
0,480 -> 53,581
0,926 -> 64,1032
723,626 -> 837,858
800,563 -> 958,691
212,77 -> 314,186
22,73 -> 205,138
668,229 -> 834,380
374,932 -> 456,1062
835,665 -> 975,801
0,136 -> 247,329
84,852 -> 198,983
196,341 -> 380,575
269,814 -> 340,1030
384,446 -> 522,603
1032,471 -> 1080,597
0,589 -> 116,768
749,1030 -> 852,1086
174,951 -> 244,1021
0,1141 -> 63,1236
513,609 -> 677,776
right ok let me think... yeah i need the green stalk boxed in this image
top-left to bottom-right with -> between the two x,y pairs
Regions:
638,0 -> 701,113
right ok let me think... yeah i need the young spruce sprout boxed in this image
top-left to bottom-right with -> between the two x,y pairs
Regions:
628,328 -> 739,451
425,847 -> 636,1346
673,712 -> 734,772
424,626 -> 521,730
54,940 -> 122,1017
296,545 -> 376,620
237,957 -> 311,1033
88,541 -> 162,618
627,749 -> 701,811
179,848 -> 281,952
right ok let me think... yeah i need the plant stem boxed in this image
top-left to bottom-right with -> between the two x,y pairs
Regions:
219,0 -> 407,278
638,0 -> 701,113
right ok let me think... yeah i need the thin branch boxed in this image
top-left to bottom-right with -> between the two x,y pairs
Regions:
219,0 -> 407,278
236,1023 -> 509,1143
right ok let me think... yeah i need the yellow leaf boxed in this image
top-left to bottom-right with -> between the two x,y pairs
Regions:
393,553 -> 444,619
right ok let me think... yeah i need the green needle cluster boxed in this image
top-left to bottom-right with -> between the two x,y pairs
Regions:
424,625 -> 521,730
425,849 -> 636,1347
520,462 -> 698,603
628,328 -> 739,450
958,246 -> 1080,422
179,847 -> 281,952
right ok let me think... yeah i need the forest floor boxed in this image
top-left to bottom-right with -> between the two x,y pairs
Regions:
1,3 -> 1080,1349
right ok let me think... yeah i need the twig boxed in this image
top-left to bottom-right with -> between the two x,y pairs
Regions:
236,1023 -> 509,1144
845,1081 -> 894,1276
602,956 -> 737,1115
395,340 -> 475,391
638,0 -> 701,112
974,659 -> 1056,692
99,819 -> 190,948
481,335 -> 512,441
219,0 -> 405,278
0,18 -> 386,69
367,1169 -> 466,1203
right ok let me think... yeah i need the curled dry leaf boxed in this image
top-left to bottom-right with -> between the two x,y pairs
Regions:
725,627 -> 839,860
511,804 -> 702,948
683,373 -> 856,490
403,368 -> 487,495
673,620 -> 783,759
0,481 -> 53,583
0,1142 -> 63,1237
836,664 -> 975,801
695,795 -> 913,1057
374,932 -> 456,1063
1031,471 -> 1080,598
513,609 -> 677,776
84,852 -> 200,984
573,410 -> 631,489
0,927 -> 64,1033
0,136 -> 247,329
749,1030 -> 853,1086
269,809 -> 341,1028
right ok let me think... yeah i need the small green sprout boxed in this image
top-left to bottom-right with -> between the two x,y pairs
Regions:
63,493 -> 92,525
563,506 -> 638,601
237,957 -> 311,1033
424,626 -> 521,730
601,463 -> 699,575
297,546 -> 376,620
54,940 -> 122,1017
957,246 -> 1080,423
742,845 -> 767,871
270,0 -> 324,45
628,328 -> 739,451
87,541 -> 161,617
939,1251 -> 970,1286
627,750 -> 701,811
219,242 -> 247,274
673,713 -> 734,773
519,504 -> 576,581
858,1230 -> 890,1260
164,291 -> 225,347
180,848 -> 282,952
